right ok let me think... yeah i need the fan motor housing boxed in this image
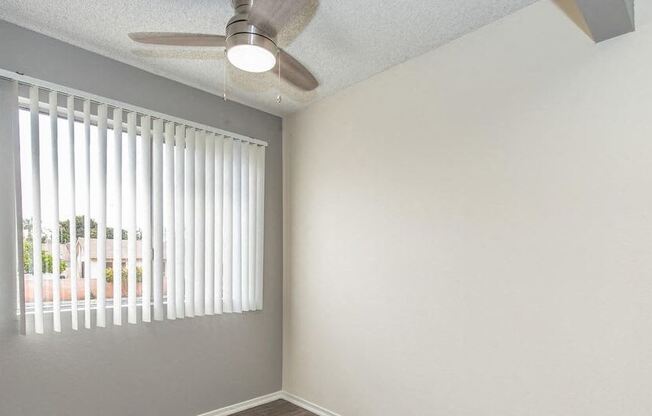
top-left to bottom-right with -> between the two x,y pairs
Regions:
226,2 -> 278,62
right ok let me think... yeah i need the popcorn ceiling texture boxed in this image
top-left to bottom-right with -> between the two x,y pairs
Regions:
0,0 -> 538,115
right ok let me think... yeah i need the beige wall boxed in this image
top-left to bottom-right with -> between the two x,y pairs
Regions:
283,1 -> 652,415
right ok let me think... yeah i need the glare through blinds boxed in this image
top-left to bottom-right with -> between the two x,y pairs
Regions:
6,73 -> 266,334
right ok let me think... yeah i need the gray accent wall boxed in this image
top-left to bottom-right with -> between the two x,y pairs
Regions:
0,20 -> 282,416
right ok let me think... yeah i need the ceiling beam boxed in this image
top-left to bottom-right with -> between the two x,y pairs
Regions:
575,0 -> 635,42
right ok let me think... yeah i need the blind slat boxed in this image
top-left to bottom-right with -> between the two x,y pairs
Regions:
194,131 -> 206,316
141,116 -> 153,322
164,122 -> 176,319
29,86 -> 44,334
174,125 -> 185,319
184,128 -> 195,317
49,91 -> 62,332
204,133 -> 215,315
112,108 -> 123,326
10,81 -> 26,335
127,112 -> 137,324
66,95 -> 78,330
214,135 -> 224,314
152,119 -> 164,321
232,140 -> 242,313
248,144 -> 257,309
255,146 -> 265,310
222,138 -> 233,313
83,99 -> 92,328
96,104 -> 108,327
240,143 -> 249,312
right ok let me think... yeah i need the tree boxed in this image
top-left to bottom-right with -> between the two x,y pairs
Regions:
59,216 -> 142,243
23,239 -> 68,275
26,216 -> 142,245
59,216 -> 98,243
23,219 -> 47,244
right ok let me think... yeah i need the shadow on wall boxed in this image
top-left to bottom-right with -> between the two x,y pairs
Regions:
552,0 -> 593,40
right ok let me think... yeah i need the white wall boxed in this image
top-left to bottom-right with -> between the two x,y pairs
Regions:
283,1 -> 652,415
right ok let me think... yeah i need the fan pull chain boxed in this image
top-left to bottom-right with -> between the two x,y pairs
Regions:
223,49 -> 228,101
276,49 -> 282,104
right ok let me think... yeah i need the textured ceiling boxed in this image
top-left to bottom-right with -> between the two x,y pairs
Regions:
0,0 -> 538,116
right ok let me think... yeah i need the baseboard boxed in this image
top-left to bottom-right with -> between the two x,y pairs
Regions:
197,391 -> 341,416
197,391 -> 284,416
281,391 -> 342,416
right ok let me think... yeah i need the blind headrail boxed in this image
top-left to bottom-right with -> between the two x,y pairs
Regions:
0,68 -> 268,147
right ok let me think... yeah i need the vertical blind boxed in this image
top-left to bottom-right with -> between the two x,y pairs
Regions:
8,76 -> 266,335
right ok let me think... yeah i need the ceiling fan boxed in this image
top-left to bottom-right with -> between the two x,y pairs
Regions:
128,0 -> 319,91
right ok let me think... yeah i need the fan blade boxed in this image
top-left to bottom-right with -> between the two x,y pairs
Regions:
273,49 -> 318,91
132,49 -> 225,60
128,32 -> 226,47
248,0 -> 312,38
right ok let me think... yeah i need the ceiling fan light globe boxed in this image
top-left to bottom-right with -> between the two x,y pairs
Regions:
227,44 -> 276,73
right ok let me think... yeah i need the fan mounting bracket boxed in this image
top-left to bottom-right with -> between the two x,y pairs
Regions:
232,0 -> 253,12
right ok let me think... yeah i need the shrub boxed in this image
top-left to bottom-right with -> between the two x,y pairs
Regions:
105,265 -> 143,283
105,267 -> 114,283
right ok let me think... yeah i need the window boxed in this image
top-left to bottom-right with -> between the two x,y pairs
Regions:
16,82 -> 266,334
